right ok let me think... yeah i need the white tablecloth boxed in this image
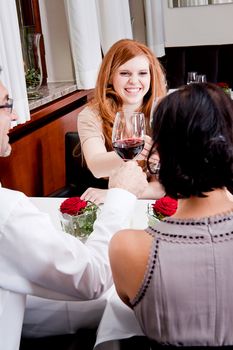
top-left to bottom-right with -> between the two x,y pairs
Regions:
29,197 -> 153,231
25,197 -> 153,346
94,286 -> 144,349
93,200 -> 154,349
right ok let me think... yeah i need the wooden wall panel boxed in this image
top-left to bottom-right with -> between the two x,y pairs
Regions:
0,137 -> 44,196
0,90 -> 92,196
41,108 -> 78,195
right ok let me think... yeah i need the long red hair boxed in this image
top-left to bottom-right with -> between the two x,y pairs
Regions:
90,39 -> 167,150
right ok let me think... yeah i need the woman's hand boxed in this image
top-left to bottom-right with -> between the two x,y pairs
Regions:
80,188 -> 107,205
136,135 -> 160,173
136,135 -> 152,160
81,161 -> 149,204
137,135 -> 159,162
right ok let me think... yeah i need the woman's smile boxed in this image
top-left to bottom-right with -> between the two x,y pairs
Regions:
112,55 -> 150,109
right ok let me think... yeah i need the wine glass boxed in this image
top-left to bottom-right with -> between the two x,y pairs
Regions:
196,74 -> 207,83
187,71 -> 197,84
112,111 -> 145,161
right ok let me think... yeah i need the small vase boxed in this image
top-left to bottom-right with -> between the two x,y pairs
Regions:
147,213 -> 160,227
224,88 -> 232,97
147,203 -> 160,226
60,208 -> 98,243
22,28 -> 43,100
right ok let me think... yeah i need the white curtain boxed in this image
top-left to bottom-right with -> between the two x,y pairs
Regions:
211,0 -> 232,3
171,0 -> 208,6
0,0 -> 30,123
65,0 -> 133,89
144,0 -> 165,57
186,0 -> 208,5
95,0 -> 132,55
64,0 -> 102,89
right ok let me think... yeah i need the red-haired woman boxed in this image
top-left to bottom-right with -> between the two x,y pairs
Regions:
78,39 -> 167,204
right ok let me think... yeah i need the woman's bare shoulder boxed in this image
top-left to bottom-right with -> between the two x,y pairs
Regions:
110,229 -> 151,253
109,229 -> 153,302
109,229 -> 153,268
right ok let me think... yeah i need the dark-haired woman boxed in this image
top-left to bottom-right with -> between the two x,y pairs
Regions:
109,83 -> 233,346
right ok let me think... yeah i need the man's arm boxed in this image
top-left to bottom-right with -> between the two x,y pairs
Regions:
0,162 -> 148,301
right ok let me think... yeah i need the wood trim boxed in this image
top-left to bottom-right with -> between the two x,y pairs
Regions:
0,89 -> 93,196
9,89 -> 93,142
31,0 -> 47,83
32,0 -> 42,33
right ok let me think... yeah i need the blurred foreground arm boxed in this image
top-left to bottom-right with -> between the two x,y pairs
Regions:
0,163 -> 147,301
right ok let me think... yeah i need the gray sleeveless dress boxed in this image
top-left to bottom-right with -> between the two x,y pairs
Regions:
130,212 -> 233,346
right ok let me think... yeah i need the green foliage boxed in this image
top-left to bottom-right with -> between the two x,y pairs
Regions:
61,202 -> 99,241
25,68 -> 41,88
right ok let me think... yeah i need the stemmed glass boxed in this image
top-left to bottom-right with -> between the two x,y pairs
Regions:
187,71 -> 197,84
112,111 -> 145,161
196,74 -> 207,83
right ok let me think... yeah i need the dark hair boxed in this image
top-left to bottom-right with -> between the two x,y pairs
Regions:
148,83 -> 233,199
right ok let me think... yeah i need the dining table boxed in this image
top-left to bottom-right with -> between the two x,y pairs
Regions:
23,196 -> 154,349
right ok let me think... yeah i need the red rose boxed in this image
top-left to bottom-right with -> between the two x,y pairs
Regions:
217,82 -> 229,89
153,196 -> 177,219
60,197 -> 87,216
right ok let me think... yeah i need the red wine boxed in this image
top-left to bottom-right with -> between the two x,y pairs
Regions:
113,138 -> 145,160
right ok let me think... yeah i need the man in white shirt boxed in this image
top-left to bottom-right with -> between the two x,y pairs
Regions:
0,79 -> 148,349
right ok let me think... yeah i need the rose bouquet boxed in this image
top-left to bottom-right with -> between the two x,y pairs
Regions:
147,196 -> 178,225
59,197 -> 99,242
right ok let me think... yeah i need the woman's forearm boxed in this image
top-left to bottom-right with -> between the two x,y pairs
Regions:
86,151 -> 123,178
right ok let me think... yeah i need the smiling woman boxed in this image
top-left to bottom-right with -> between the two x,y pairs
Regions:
77,38 -> 167,205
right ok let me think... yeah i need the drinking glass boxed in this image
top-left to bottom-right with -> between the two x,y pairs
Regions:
187,71 -> 197,84
112,111 -> 145,161
196,74 -> 207,83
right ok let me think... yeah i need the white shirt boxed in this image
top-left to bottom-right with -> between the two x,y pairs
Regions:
0,187 -> 136,298
0,187 -> 136,349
